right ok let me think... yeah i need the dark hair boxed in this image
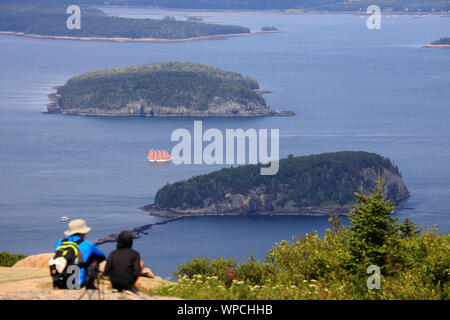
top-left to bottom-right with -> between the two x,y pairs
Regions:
117,231 -> 133,249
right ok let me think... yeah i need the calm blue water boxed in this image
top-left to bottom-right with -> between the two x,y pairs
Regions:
0,9 -> 449,278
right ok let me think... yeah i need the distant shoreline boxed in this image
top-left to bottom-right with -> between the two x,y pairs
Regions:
0,30 -> 279,43
99,5 -> 449,16
423,44 -> 450,48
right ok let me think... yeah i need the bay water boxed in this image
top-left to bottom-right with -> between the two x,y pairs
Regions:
0,9 -> 449,277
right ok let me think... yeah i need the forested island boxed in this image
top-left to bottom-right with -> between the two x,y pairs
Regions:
143,151 -> 410,217
72,0 -> 449,13
47,62 -> 294,117
0,1 -> 254,41
424,37 -> 450,48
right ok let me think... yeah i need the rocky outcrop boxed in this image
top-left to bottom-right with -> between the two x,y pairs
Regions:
143,186 -> 356,217
142,202 -> 353,218
0,266 -> 171,300
12,253 -> 53,268
12,254 -> 157,280
94,216 -> 182,245
46,93 -> 294,117
1,254 -> 168,300
360,167 -> 410,202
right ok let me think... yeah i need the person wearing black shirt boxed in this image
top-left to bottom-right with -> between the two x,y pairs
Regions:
104,231 -> 144,293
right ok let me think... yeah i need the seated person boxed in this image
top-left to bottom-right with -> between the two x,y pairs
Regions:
52,219 -> 106,290
104,230 -> 144,293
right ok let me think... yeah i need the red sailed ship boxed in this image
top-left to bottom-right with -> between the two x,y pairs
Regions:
147,149 -> 171,162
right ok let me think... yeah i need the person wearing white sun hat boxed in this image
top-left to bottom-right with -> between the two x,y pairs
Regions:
52,219 -> 106,289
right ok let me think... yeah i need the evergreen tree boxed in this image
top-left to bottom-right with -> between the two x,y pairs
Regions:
345,178 -> 399,275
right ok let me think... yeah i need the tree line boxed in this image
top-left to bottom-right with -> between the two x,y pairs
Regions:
57,62 -> 265,111
69,0 -> 450,12
0,2 -> 250,39
432,37 -> 450,45
155,151 -> 406,210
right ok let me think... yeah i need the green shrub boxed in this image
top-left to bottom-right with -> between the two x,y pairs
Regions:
150,180 -> 449,300
0,252 -> 27,267
174,256 -> 237,287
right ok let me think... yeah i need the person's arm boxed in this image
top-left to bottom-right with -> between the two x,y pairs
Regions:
79,241 -> 106,264
103,254 -> 113,276
132,252 -> 142,279
90,244 -> 106,263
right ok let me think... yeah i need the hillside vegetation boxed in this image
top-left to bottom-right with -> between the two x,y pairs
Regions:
151,151 -> 410,215
431,37 -> 450,45
149,181 -> 449,300
0,252 -> 27,267
0,2 -> 250,40
51,62 -> 289,117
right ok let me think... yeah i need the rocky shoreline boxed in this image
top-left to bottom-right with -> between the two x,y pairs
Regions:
0,30 -> 280,43
141,203 -> 353,218
45,91 -> 295,117
94,216 -> 183,246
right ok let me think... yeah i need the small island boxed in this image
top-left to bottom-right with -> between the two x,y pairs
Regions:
0,2 -> 268,42
47,62 -> 294,117
424,37 -> 450,48
142,151 -> 410,217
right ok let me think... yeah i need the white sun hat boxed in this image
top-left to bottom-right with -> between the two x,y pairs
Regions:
64,219 -> 92,236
